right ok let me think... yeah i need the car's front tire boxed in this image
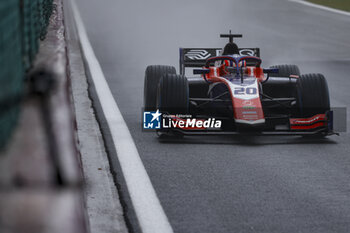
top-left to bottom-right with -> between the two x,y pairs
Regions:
296,73 -> 330,117
157,73 -> 189,114
269,64 -> 300,77
144,65 -> 176,111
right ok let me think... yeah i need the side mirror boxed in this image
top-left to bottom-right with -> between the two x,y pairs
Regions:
193,69 -> 210,75
263,68 -> 279,74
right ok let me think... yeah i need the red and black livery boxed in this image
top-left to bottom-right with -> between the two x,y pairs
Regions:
144,32 -> 336,137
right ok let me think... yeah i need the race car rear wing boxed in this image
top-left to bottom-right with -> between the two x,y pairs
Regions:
179,47 -> 260,75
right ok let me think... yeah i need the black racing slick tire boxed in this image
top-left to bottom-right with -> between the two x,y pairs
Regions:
157,74 -> 189,114
144,65 -> 176,111
296,73 -> 330,117
269,64 -> 301,77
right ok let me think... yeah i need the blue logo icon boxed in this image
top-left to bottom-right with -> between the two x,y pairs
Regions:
143,109 -> 162,129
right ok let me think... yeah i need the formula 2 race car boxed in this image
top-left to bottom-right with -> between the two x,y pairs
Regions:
144,32 -> 336,137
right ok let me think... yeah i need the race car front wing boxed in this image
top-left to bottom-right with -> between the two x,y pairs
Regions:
158,111 -> 338,136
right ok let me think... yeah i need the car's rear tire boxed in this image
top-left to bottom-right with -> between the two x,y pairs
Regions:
269,64 -> 300,77
157,74 -> 189,114
144,65 -> 176,111
296,73 -> 330,117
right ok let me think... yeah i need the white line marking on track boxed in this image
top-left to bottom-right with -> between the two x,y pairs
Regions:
289,0 -> 350,17
70,1 -> 174,233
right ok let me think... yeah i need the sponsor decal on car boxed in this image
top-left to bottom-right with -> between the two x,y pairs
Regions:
185,50 -> 212,60
289,114 -> 326,125
289,114 -> 327,130
242,106 -> 256,110
239,49 -> 255,56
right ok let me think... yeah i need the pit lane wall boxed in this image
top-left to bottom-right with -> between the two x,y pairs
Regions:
0,0 -> 54,148
0,0 -> 88,232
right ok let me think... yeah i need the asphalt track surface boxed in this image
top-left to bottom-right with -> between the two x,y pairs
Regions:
75,0 -> 350,232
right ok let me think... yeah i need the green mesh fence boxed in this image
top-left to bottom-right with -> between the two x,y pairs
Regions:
0,0 -> 54,149
0,1 -> 22,149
